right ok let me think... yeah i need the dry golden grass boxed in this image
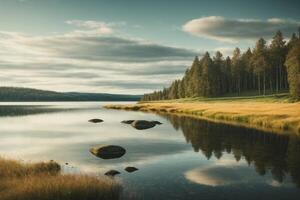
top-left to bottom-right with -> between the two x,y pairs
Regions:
105,101 -> 300,134
0,157 -> 121,200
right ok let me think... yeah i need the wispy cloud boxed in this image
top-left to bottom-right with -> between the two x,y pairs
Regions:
65,20 -> 127,36
182,16 -> 300,42
0,21 -> 198,94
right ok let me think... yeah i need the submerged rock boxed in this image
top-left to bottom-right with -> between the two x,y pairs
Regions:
125,166 -> 139,173
105,170 -> 120,177
131,120 -> 157,130
151,121 -> 163,125
90,145 -> 126,159
121,120 -> 135,124
88,119 -> 103,123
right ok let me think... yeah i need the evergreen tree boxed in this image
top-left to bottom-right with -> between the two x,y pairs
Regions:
189,56 -> 201,97
142,29 -> 299,101
212,51 -> 224,95
231,48 -> 243,95
177,80 -> 185,98
200,52 -> 214,97
252,38 -> 269,95
285,40 -> 300,100
168,80 -> 179,99
241,48 -> 253,91
270,31 -> 287,92
224,56 -> 232,93
288,33 -> 299,50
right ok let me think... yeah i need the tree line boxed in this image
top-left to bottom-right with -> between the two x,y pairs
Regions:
142,29 -> 300,101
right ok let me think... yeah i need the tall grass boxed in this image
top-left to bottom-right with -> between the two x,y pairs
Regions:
0,158 -> 121,200
105,98 -> 300,134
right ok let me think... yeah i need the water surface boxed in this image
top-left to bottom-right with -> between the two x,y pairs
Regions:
0,102 -> 299,200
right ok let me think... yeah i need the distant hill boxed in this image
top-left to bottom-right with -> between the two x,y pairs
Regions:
0,87 -> 141,102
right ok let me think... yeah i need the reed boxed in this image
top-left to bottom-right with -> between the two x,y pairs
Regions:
0,157 -> 121,200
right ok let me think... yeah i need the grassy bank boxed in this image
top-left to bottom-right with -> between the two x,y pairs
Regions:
105,94 -> 300,134
0,158 -> 121,200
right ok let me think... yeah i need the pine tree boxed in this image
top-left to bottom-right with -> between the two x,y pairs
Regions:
224,56 -> 232,93
142,29 -> 299,102
212,51 -> 224,95
200,52 -> 214,97
189,56 -> 201,97
285,40 -> 300,100
287,33 -> 298,50
270,31 -> 287,92
241,48 -> 253,91
177,80 -> 185,98
231,48 -> 243,95
252,38 -> 269,95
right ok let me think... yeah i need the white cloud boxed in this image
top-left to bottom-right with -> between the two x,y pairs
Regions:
0,24 -> 198,94
65,20 -> 117,36
182,16 -> 300,42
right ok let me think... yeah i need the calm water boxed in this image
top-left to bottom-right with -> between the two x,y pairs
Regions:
0,102 -> 300,200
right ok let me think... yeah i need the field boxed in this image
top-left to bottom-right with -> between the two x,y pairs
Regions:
105,94 -> 300,134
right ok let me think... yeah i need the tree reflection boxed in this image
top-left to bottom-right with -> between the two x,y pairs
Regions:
0,106 -> 76,117
163,114 -> 300,187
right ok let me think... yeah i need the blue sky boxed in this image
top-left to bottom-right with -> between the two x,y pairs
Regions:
0,0 -> 299,94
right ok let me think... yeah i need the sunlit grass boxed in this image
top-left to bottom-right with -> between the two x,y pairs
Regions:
0,157 -> 121,200
105,94 -> 300,134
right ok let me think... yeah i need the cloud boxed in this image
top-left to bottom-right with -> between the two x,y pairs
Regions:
23,35 -> 198,62
182,16 -> 300,42
65,20 -> 125,35
0,24 -> 198,94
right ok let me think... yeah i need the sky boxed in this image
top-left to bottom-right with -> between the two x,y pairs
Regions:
0,0 -> 299,94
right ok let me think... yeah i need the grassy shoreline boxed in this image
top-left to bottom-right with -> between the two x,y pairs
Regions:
0,157 -> 121,200
105,95 -> 300,135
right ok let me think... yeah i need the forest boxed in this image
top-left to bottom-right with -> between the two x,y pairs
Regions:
0,87 -> 141,102
142,30 -> 300,101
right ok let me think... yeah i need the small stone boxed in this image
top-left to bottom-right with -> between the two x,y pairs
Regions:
151,121 -> 162,125
90,145 -> 126,159
125,166 -> 138,173
121,120 -> 135,124
105,170 -> 120,177
131,120 -> 156,130
88,119 -> 103,123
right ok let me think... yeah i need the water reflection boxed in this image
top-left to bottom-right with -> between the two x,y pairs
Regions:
162,114 -> 300,187
185,166 -> 246,186
1,103 -> 300,199
0,105 -> 77,117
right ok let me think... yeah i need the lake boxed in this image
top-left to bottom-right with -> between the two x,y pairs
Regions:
0,102 -> 299,200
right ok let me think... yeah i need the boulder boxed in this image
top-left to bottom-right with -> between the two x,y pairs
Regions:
121,120 -> 135,124
105,170 -> 120,177
151,121 -> 163,125
88,119 -> 103,123
125,166 -> 138,173
90,145 -> 126,159
131,120 -> 156,130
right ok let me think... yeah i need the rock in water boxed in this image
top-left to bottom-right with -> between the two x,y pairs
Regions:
121,120 -> 135,124
105,170 -> 120,177
131,120 -> 156,130
125,166 -> 138,173
151,121 -> 163,125
90,145 -> 126,159
88,119 -> 103,123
